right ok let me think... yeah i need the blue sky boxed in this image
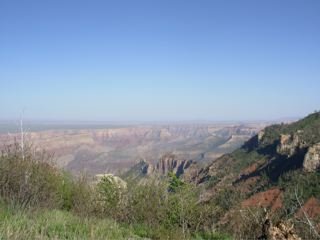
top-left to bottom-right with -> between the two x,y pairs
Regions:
1,0 -> 319,121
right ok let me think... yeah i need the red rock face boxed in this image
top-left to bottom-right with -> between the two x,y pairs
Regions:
241,188 -> 283,211
242,163 -> 259,176
296,197 -> 320,220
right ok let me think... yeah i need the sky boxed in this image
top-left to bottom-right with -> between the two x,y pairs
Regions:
0,0 -> 320,122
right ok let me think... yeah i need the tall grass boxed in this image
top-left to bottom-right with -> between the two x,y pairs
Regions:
0,201 -> 139,240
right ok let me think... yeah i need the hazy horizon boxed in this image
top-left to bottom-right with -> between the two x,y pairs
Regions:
0,115 -> 300,124
0,115 -> 301,135
1,0 -> 320,121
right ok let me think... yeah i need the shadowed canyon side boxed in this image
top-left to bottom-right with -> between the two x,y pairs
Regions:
179,112 -> 320,238
0,123 -> 265,175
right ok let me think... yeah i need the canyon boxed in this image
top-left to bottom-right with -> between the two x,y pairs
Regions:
0,122 -> 267,176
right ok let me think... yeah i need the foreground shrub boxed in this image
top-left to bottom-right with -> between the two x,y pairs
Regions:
0,143 -> 66,209
96,175 -> 127,219
0,142 -> 97,214
68,174 -> 99,216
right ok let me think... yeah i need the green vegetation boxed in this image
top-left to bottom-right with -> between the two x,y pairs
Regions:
231,149 -> 264,174
0,142 -> 230,239
261,112 -> 320,146
279,170 -> 320,212
0,202 -> 138,240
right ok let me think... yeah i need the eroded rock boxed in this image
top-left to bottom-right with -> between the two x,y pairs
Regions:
277,133 -> 307,157
259,212 -> 301,240
303,143 -> 320,172
156,153 -> 193,176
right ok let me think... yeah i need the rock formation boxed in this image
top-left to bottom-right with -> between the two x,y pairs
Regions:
95,173 -> 127,188
156,153 -> 193,176
259,211 -> 301,240
259,221 -> 301,240
124,153 -> 196,179
277,132 -> 307,157
258,130 -> 265,142
303,143 -> 320,172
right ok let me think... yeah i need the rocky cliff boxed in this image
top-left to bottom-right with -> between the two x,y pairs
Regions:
277,132 -> 307,157
190,112 -> 320,238
123,152 -> 197,180
303,143 -> 320,172
156,153 -> 193,176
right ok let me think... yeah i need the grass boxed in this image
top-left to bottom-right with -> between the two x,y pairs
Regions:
0,201 -> 232,240
0,202 -> 139,240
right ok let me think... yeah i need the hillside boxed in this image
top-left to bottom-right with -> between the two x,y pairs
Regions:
193,112 -> 320,238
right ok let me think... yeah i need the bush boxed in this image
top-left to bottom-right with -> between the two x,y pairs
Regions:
0,142 -> 65,209
68,174 -> 98,216
126,179 -> 168,226
0,142 -> 97,215
222,206 -> 266,240
96,175 -> 126,219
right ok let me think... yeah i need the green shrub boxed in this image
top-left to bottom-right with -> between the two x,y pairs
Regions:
0,143 -> 65,209
68,174 -> 98,217
96,175 -> 125,219
279,170 -> 320,214
168,171 -> 185,192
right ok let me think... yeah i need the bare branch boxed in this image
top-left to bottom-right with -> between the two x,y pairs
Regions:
294,188 -> 320,238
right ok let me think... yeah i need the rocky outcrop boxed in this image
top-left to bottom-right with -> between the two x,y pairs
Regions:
156,153 -> 193,177
303,143 -> 320,172
277,133 -> 307,157
259,218 -> 301,240
95,173 -> 127,188
242,130 -> 266,151
258,130 -> 265,142
144,162 -> 155,175
124,154 -> 195,179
